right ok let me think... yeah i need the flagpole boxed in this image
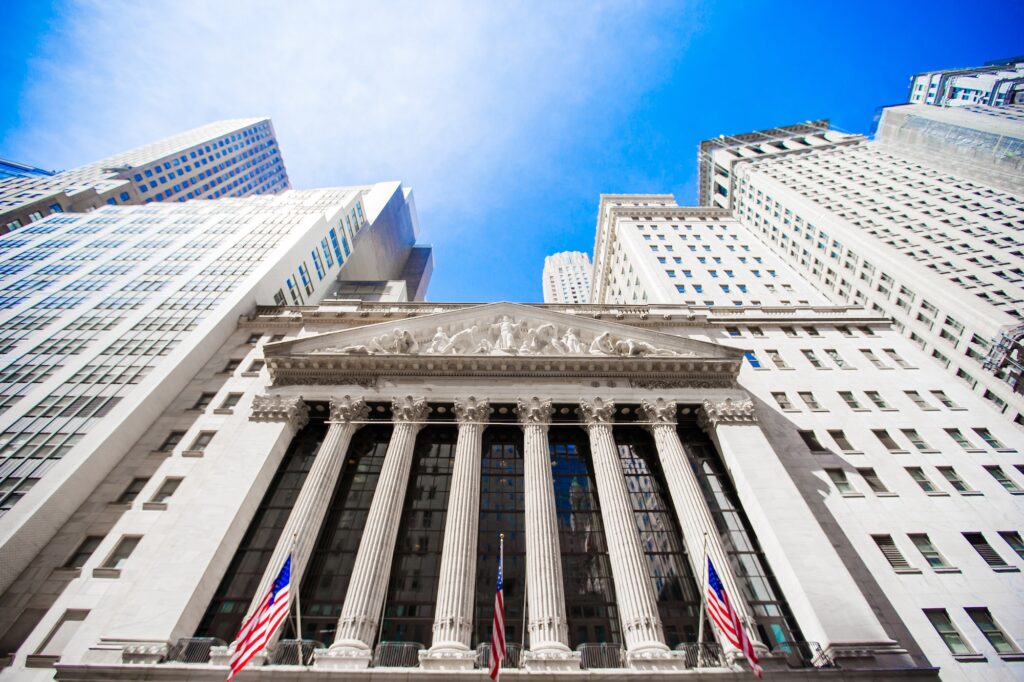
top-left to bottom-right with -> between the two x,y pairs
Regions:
696,532 -> 709,667
292,533 -> 303,667
499,532 -> 504,676
520,545 -> 528,656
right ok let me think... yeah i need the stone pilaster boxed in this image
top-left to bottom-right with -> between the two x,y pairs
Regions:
578,398 -> 679,670
697,398 -> 909,668
516,398 -> 579,671
638,398 -> 758,660
421,397 -> 489,671
317,397 -> 429,670
235,397 -> 368,653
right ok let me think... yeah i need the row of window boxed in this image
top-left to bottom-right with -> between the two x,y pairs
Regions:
799,422 -> 1008,453
746,347 -> 911,370
873,531 -> 1022,573
926,607 -> 1020,659
825,463 -> 1023,497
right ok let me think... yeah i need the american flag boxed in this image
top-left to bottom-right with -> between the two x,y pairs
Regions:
227,555 -> 292,681
489,543 -> 506,680
706,556 -> 762,678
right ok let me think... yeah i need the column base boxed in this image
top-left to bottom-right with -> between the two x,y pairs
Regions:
523,648 -> 581,671
626,648 -> 687,671
314,644 -> 372,670
419,647 -> 477,670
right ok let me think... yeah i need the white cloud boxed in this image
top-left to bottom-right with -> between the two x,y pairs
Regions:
8,0 -> 690,254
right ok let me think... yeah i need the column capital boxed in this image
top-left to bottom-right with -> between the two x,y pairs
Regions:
454,397 -> 490,424
638,398 -> 677,428
250,394 -> 309,431
515,397 -> 553,428
577,398 -> 615,427
698,398 -> 757,431
391,396 -> 430,426
329,396 -> 370,424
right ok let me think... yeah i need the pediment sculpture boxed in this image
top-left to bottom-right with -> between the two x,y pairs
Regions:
315,315 -> 694,358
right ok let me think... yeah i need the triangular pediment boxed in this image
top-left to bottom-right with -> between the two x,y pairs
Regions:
264,303 -> 742,387
269,302 -> 738,360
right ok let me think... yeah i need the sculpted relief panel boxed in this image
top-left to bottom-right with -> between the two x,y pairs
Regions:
317,315 -> 694,358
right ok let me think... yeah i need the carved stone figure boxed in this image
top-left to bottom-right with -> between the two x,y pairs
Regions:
428,326 -> 450,354
560,327 -> 582,354
492,316 -> 525,353
519,323 -> 558,355
589,331 -> 616,355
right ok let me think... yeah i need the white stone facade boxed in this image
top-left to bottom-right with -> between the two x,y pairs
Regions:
542,251 -> 592,304
909,59 -> 1024,108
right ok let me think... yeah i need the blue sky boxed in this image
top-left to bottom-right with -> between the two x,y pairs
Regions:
2,1 -> 1022,302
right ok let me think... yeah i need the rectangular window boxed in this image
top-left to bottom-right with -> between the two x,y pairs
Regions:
860,349 -> 886,368
825,349 -> 848,368
926,609 -> 974,655
909,534 -> 950,568
830,430 -> 856,451
799,430 -> 827,452
838,391 -> 862,409
102,536 -> 141,569
801,349 -> 824,368
865,391 -> 891,409
901,429 -> 932,451
999,531 -> 1024,560
907,467 -> 938,493
247,359 -> 265,373
937,466 -> 975,494
766,349 -> 788,368
931,391 -> 960,409
798,391 -> 822,410
115,477 -> 149,504
189,431 -> 216,451
873,534 -> 912,569
826,468 -> 856,494
64,536 -> 103,569
884,348 -> 911,368
743,352 -> 761,368
963,532 -> 1010,568
945,428 -> 976,449
159,431 -> 185,452
220,393 -> 242,409
771,392 -> 793,410
857,467 -> 889,494
986,465 -> 1022,493
973,428 -> 1005,449
35,609 -> 89,657
151,477 -> 182,504
965,608 -> 1018,654
873,429 -> 901,451
904,390 -> 933,410
222,359 -> 241,373
192,392 -> 215,410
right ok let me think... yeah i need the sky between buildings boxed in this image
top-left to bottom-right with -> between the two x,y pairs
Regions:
1,0 -> 1023,302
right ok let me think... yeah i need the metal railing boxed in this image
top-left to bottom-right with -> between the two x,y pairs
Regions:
371,641 -> 424,668
269,639 -> 323,666
577,642 -> 625,669
675,642 -> 727,668
475,643 -> 523,669
774,640 -> 837,668
166,637 -> 225,664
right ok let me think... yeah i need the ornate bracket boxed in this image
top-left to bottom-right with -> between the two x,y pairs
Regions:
698,398 -> 757,431
250,395 -> 309,431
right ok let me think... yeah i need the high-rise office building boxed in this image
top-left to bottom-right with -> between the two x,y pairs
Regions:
696,106 -> 1024,425
542,251 -> 592,303
0,181 -> 430,651
0,118 -> 289,235
908,57 -> 1024,108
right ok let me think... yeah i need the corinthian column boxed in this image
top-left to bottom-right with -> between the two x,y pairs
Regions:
318,396 -> 429,670
421,397 -> 489,671
239,396 -> 368,648
578,398 -> 679,670
638,398 -> 756,658
516,398 -> 579,671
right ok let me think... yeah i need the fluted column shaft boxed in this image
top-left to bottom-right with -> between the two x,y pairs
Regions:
579,399 -> 668,654
240,397 -> 368,642
640,399 -> 755,653
429,398 -> 489,653
330,397 -> 429,652
516,398 -> 571,653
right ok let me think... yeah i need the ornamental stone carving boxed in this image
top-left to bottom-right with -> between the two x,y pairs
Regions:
329,396 -> 369,424
391,396 -> 430,426
319,315 -> 691,359
122,641 -> 170,665
249,394 -> 309,430
698,398 -> 757,431
515,397 -> 554,427
638,398 -> 677,427
577,398 -> 616,426
453,397 -> 490,424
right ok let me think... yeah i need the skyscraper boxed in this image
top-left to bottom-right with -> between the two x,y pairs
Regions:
696,106 -> 1024,424
908,57 -> 1024,108
542,251 -> 592,303
0,118 -> 289,235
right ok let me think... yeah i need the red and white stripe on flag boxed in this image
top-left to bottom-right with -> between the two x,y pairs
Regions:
489,552 -> 506,680
227,555 -> 292,681
706,556 -> 762,678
